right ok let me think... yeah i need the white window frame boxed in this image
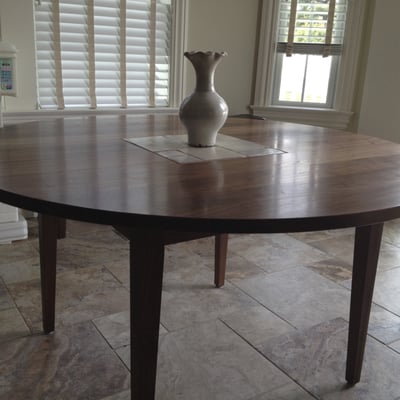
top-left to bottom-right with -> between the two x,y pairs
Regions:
4,0 -> 187,124
251,0 -> 368,130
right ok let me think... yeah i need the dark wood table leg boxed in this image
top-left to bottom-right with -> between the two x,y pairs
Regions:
215,234 -> 228,288
129,230 -> 165,400
57,218 -> 67,239
38,214 -> 60,334
346,223 -> 384,384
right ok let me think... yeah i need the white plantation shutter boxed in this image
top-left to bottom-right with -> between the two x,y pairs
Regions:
34,0 -> 172,109
277,0 -> 347,57
94,0 -> 123,108
35,1 -> 59,109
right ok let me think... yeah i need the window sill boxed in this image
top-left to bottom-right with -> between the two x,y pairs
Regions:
251,105 -> 354,130
3,107 -> 178,125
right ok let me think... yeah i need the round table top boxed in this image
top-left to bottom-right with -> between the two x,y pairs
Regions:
1,114 -> 400,233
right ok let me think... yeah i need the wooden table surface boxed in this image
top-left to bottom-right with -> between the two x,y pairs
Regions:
1,114 -> 400,399
2,114 -> 400,232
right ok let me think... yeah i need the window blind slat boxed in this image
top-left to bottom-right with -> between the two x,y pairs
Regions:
120,0 -> 128,108
49,0 -> 65,109
148,0 -> 157,107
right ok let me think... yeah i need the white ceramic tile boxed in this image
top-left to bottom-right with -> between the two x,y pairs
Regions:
125,134 -> 283,163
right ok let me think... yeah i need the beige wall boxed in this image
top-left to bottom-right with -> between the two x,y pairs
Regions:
0,0 -> 260,114
185,0 -> 260,115
358,0 -> 400,142
0,0 -> 37,111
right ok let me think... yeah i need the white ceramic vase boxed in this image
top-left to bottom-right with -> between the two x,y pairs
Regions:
179,51 -> 229,147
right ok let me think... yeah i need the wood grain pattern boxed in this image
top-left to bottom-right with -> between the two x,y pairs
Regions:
2,115 -> 400,232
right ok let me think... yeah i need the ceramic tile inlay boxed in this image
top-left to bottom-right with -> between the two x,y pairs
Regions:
125,134 -> 285,163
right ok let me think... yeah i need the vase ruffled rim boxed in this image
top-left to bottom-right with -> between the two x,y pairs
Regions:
184,51 -> 227,59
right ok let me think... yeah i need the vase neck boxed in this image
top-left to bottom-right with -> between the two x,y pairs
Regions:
185,52 -> 225,93
194,66 -> 216,92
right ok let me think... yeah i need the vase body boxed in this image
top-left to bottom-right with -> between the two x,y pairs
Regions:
179,51 -> 229,147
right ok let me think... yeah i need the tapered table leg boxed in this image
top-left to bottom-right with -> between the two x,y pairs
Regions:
346,223 -> 384,384
215,234 -> 228,288
38,214 -> 59,334
57,218 -> 67,239
129,230 -> 165,400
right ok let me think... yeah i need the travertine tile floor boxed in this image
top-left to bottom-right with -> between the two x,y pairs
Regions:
2,218 -> 400,399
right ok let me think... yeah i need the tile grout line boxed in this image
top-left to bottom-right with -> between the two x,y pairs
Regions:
90,319 -> 131,373
218,317 -> 320,400
226,276 -> 299,331
0,275 -> 33,337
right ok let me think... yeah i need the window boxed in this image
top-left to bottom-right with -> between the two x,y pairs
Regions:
252,0 -> 368,129
273,0 -> 347,108
34,0 -> 184,110
275,53 -> 337,106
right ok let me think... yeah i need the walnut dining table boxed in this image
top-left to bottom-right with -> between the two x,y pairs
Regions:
1,114 -> 400,399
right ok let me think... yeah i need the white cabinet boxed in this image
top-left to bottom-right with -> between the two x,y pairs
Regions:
0,203 -> 27,244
